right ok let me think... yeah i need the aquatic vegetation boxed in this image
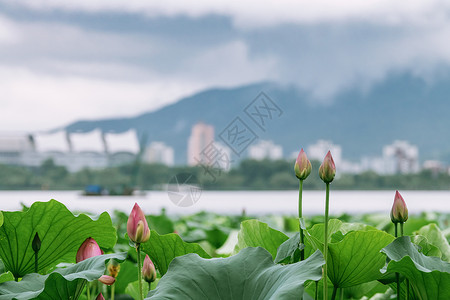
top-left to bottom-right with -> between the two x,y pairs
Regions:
0,154 -> 449,299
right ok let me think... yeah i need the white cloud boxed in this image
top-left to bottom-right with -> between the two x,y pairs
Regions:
4,0 -> 450,28
0,65 -> 205,131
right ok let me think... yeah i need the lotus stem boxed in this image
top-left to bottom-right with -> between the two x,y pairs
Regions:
87,282 -> 91,300
323,183 -> 330,300
111,283 -> 115,300
137,243 -> 144,300
395,223 -> 400,300
315,281 -> 318,300
34,251 -> 38,273
298,179 -> 305,261
331,285 -> 338,300
340,288 -> 344,300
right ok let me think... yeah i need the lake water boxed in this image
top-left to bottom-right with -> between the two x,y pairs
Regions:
0,190 -> 448,216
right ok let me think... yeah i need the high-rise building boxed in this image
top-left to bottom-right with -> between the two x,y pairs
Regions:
144,142 -> 174,166
187,122 -> 215,166
248,140 -> 283,160
307,140 -> 342,166
383,140 -> 419,174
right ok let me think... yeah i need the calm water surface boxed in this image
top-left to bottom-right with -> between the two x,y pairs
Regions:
0,190 -> 448,216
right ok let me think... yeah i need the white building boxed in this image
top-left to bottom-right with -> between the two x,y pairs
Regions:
248,140 -> 283,160
187,122 -> 215,166
307,140 -> 342,166
144,142 -> 174,166
383,140 -> 419,174
0,133 -> 35,165
104,130 -> 140,166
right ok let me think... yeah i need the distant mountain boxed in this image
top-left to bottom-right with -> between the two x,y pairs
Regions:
65,73 -> 450,164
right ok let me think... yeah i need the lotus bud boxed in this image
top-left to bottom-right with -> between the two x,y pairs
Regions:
294,148 -> 312,180
319,151 -> 336,184
96,293 -> 105,300
390,191 -> 408,224
32,232 -> 41,253
107,259 -> 121,278
98,275 -> 115,285
127,203 -> 150,244
76,237 -> 102,263
142,254 -> 157,283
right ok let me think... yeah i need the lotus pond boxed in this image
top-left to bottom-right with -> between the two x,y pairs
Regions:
0,199 -> 447,300
0,152 -> 449,299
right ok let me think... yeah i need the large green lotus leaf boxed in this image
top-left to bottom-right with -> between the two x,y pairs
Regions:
274,232 -> 301,264
417,224 -> 450,262
141,230 -> 210,276
0,200 -> 117,279
381,236 -> 450,300
328,230 -> 394,288
0,252 -> 126,300
412,235 -> 442,258
235,219 -> 288,259
147,247 -> 325,300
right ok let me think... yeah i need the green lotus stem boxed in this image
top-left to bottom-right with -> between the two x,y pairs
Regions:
87,282 -> 91,300
331,285 -> 338,300
34,251 -> 38,273
298,179 -> 305,261
400,222 -> 404,237
137,243 -> 144,300
315,281 -> 318,300
323,182 -> 330,300
111,283 -> 115,300
340,288 -> 344,300
395,223 -> 400,300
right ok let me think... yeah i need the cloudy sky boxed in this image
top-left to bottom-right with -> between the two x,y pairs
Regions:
1,0 -> 450,131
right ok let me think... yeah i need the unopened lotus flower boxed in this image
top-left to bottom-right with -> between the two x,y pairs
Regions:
76,237 -> 102,263
390,191 -> 408,224
32,232 -> 41,253
294,148 -> 312,180
319,151 -> 336,183
127,203 -> 150,244
99,275 -> 115,285
142,254 -> 157,283
96,293 -> 105,300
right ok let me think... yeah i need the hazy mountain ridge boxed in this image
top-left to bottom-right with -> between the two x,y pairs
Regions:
65,73 -> 450,164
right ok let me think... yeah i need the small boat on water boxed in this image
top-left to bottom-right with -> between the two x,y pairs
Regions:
83,184 -> 138,196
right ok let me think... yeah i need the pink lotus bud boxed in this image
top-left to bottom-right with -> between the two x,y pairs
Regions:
127,203 -> 150,244
319,151 -> 336,183
390,191 -> 408,224
76,238 -> 102,263
142,254 -> 157,283
98,275 -> 115,285
294,148 -> 312,180
96,293 -> 105,300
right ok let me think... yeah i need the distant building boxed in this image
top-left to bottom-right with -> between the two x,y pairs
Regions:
248,140 -> 283,160
307,140 -> 342,167
187,122 -> 215,166
383,140 -> 419,174
104,129 -> 140,166
0,133 -> 35,165
144,142 -> 174,166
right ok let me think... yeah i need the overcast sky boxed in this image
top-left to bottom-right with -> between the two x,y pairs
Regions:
1,0 -> 450,131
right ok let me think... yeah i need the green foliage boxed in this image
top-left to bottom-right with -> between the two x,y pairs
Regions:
4,158 -> 450,190
0,252 -> 126,300
381,236 -> 450,300
235,219 -> 289,259
416,223 -> 450,262
147,247 -> 325,300
141,230 -> 210,276
0,200 -> 117,278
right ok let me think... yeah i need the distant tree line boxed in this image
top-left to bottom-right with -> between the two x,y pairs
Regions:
0,158 -> 449,191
